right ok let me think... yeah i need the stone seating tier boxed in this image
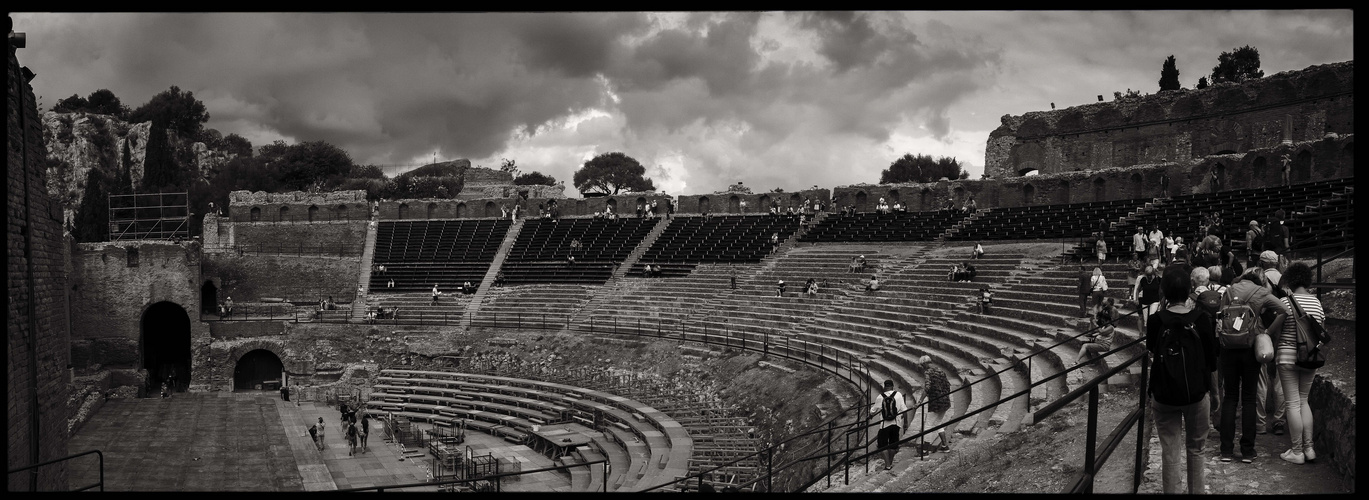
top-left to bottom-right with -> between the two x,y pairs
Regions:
373,219 -> 511,263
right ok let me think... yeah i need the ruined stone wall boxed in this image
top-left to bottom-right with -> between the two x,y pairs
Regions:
986,61 -> 1353,178
674,188 -> 832,214
201,323 -> 447,392
66,242 -> 208,378
836,134 -> 1353,213
378,193 -> 678,219
227,190 -> 369,223
8,46 -> 71,490
200,252 -> 360,303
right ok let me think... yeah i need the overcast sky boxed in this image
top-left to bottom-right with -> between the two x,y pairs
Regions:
11,11 -> 1354,196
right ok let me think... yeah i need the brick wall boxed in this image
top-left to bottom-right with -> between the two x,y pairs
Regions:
201,252 -> 361,304
674,189 -> 832,214
8,45 -> 71,491
228,220 -> 367,254
68,242 -> 206,370
378,193 -> 682,219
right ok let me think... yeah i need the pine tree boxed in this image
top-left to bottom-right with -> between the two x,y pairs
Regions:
1159,55 -> 1181,91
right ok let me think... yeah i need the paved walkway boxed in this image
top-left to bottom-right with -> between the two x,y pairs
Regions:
277,398 -> 434,491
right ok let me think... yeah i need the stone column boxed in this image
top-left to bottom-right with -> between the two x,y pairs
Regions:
1282,114 -> 1294,145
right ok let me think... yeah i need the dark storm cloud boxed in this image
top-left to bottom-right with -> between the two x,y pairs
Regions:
797,11 -> 909,73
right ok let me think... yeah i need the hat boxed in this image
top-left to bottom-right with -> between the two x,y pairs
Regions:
778,280 -> 784,284
1259,251 -> 1279,265
1249,220 -> 1259,227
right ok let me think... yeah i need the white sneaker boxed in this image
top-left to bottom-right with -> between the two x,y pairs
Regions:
1303,447 -> 1316,461
1280,449 -> 1305,465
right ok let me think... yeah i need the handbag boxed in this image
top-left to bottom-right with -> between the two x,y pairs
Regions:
1253,332 -> 1274,363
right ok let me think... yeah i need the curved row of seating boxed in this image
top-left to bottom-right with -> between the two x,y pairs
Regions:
799,210 -> 969,242
946,197 -> 1150,242
638,215 -> 800,263
370,369 -> 693,492
506,218 -> 657,262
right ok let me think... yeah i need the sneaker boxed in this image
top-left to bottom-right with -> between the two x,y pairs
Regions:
1241,451 -> 1255,464
1256,428 -> 1268,435
1220,452 -> 1234,463
1280,449 -> 1305,464
938,445 -> 951,453
1303,447 -> 1316,462
1272,421 -> 1286,436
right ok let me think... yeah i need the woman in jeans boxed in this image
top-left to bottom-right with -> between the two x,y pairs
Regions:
1271,263 -> 1323,464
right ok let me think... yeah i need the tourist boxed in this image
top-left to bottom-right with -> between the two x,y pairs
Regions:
636,202 -> 645,218
308,424 -> 319,451
1133,226 -> 1147,262
865,275 -> 880,293
1147,265 -> 1216,494
1096,234 -> 1108,263
966,196 -> 977,213
1245,221 -> 1264,269
281,384 -> 290,401
360,414 -> 370,453
915,356 -> 952,453
1077,297 -> 1118,368
858,255 -> 867,273
317,417 -> 327,450
806,278 -> 819,298
770,233 -> 780,252
971,242 -> 984,260
1218,267 -> 1288,464
1271,262 -> 1323,464
1131,265 -> 1160,334
849,256 -> 859,274
740,200 -> 748,213
1089,267 -> 1108,311
1264,210 -> 1290,264
1255,252 -> 1287,438
387,278 -> 395,289
868,380 -> 908,470
567,254 -> 576,266
432,284 -> 441,305
1163,233 -> 1176,265
776,280 -> 786,297
1280,154 -> 1292,186
979,286 -> 993,315
962,262 -> 977,282
346,420 -> 358,456
226,296 -> 234,316
1077,265 -> 1092,318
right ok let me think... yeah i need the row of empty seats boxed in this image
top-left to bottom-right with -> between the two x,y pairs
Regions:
947,198 -> 1150,241
799,210 -> 969,242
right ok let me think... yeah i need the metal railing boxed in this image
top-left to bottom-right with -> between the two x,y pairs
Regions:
338,458 -> 608,492
5,449 -> 104,492
205,243 -> 363,257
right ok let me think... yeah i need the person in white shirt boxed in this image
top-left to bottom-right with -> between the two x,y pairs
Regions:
868,380 -> 909,470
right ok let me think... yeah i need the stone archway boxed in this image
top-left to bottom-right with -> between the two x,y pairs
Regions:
1023,184 -> 1036,205
1129,173 -> 1144,199
142,301 -> 192,394
605,198 -> 618,213
887,189 -> 900,203
484,202 -> 497,217
233,349 -> 285,391
397,203 -> 409,219
728,195 -> 740,214
279,205 -> 289,221
1093,177 -> 1107,202
698,196 -> 711,214
854,191 -> 867,210
250,206 -> 261,222
201,281 -> 218,314
1294,150 -> 1313,183
456,203 -> 467,218
308,205 -> 319,222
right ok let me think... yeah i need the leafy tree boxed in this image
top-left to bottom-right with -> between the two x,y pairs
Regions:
499,158 -> 519,177
71,167 -> 110,243
196,128 -> 224,148
1197,76 -> 1209,89
1211,45 -> 1263,84
573,152 -> 656,195
51,94 -> 89,114
128,85 -> 210,138
349,164 -> 386,179
879,154 -> 966,184
220,133 -> 253,158
513,171 -> 558,186
771,187 -> 785,193
86,89 -> 129,118
1159,55 -> 1181,91
271,140 -> 356,191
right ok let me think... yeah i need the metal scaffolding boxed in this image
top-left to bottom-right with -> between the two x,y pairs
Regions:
108,191 -> 190,241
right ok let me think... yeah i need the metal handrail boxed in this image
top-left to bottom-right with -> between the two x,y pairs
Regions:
5,449 -> 104,492
338,458 -> 609,492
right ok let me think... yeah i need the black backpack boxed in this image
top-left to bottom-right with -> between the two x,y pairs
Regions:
1288,297 -> 1331,370
881,392 -> 899,421
1150,312 -> 1211,406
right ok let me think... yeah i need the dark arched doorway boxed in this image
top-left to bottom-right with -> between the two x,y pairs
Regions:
234,349 -> 284,391
1093,177 -> 1107,202
698,196 -> 711,214
201,281 -> 218,314
308,205 -> 319,222
605,198 -> 618,213
1294,150 -> 1313,183
728,195 -> 740,213
427,203 -> 437,219
1023,184 -> 1036,205
142,301 -> 192,394
484,202 -> 497,217
250,207 -> 261,221
1129,173 -> 1143,199
854,191 -> 867,211
397,203 -> 409,219
456,203 -> 467,218
279,205 -> 289,221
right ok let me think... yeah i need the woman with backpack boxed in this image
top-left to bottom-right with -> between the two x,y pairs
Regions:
1270,263 -> 1325,464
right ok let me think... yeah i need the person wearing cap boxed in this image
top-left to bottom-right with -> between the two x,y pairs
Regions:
775,280 -> 786,297
858,255 -> 867,273
1217,267 -> 1289,463
1254,250 -> 1287,437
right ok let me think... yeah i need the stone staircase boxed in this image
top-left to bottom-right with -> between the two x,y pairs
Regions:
463,219 -> 525,322
610,216 -> 672,280
1060,197 -> 1165,262
935,209 -> 989,241
351,220 -> 380,322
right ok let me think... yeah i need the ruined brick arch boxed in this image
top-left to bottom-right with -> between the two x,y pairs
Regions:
140,301 -> 192,392
224,340 -> 292,391
887,189 -> 900,203
1252,156 -> 1268,182
698,196 -> 711,214
636,196 -> 647,209
789,193 -> 802,207
854,191 -> 867,209
427,202 -> 437,219
1055,180 -> 1071,205
758,194 -> 772,210
455,202 -> 467,218
728,195 -> 740,213
1023,183 -> 1036,205
1093,177 -> 1107,202
397,203 -> 409,219
1129,173 -> 1144,199
605,198 -> 618,212
279,205 -> 289,221
484,202 -> 497,217
953,186 -> 965,203
1294,148 -> 1314,183
250,206 -> 261,221
308,205 -> 319,222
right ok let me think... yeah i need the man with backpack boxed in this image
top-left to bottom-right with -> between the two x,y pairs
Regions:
1264,210 -> 1291,263
1245,220 -> 1264,269
1191,267 -> 1225,428
868,380 -> 909,471
1216,267 -> 1288,464
1147,265 -> 1218,494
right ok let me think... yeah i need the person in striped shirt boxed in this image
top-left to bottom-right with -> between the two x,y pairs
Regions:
1268,263 -> 1324,465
